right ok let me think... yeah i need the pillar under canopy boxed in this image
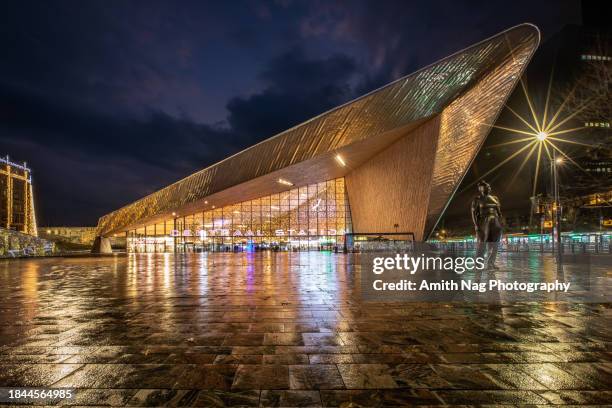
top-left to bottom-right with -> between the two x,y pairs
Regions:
91,236 -> 112,254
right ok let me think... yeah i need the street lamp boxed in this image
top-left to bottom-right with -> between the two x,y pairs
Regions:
536,131 -> 548,141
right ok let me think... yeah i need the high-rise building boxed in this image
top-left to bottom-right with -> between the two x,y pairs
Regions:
0,155 -> 37,236
545,1 -> 611,197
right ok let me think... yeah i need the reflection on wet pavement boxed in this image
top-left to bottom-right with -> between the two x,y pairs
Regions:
0,252 -> 610,406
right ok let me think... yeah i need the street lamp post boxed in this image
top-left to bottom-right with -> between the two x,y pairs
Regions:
172,212 -> 177,254
551,151 -> 562,256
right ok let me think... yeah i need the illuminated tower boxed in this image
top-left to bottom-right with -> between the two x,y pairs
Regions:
0,155 -> 37,236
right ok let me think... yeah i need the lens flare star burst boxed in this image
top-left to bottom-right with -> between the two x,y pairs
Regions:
470,69 -> 600,200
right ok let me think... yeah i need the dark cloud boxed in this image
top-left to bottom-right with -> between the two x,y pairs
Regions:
227,48 -> 357,138
298,0 -> 580,93
0,81 -> 237,225
0,82 -> 234,170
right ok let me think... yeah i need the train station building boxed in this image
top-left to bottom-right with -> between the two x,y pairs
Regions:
95,24 -> 540,253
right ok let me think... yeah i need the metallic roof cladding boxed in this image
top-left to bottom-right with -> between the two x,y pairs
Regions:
96,24 -> 539,237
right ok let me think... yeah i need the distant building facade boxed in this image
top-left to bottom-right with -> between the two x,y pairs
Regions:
0,228 -> 53,257
39,227 -> 97,245
39,226 -> 126,249
0,155 -> 37,236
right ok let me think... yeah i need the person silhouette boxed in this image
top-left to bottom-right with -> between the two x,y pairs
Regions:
471,180 -> 503,269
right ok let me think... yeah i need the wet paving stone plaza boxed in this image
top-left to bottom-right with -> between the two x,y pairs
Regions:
0,252 -> 610,407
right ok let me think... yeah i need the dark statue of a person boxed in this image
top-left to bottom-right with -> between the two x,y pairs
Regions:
470,180 -> 503,269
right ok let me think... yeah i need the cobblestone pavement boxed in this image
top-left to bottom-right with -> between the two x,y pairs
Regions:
0,252 -> 610,407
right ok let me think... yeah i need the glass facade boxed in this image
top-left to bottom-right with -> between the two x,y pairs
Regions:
127,178 -> 352,253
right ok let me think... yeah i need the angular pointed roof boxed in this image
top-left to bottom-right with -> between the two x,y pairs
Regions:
97,24 -> 539,236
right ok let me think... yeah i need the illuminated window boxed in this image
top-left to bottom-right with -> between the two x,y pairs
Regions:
585,121 -> 610,128
126,178 -> 353,252
581,54 -> 612,61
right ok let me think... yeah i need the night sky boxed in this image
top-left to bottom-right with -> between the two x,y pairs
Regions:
1,0 -> 581,226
